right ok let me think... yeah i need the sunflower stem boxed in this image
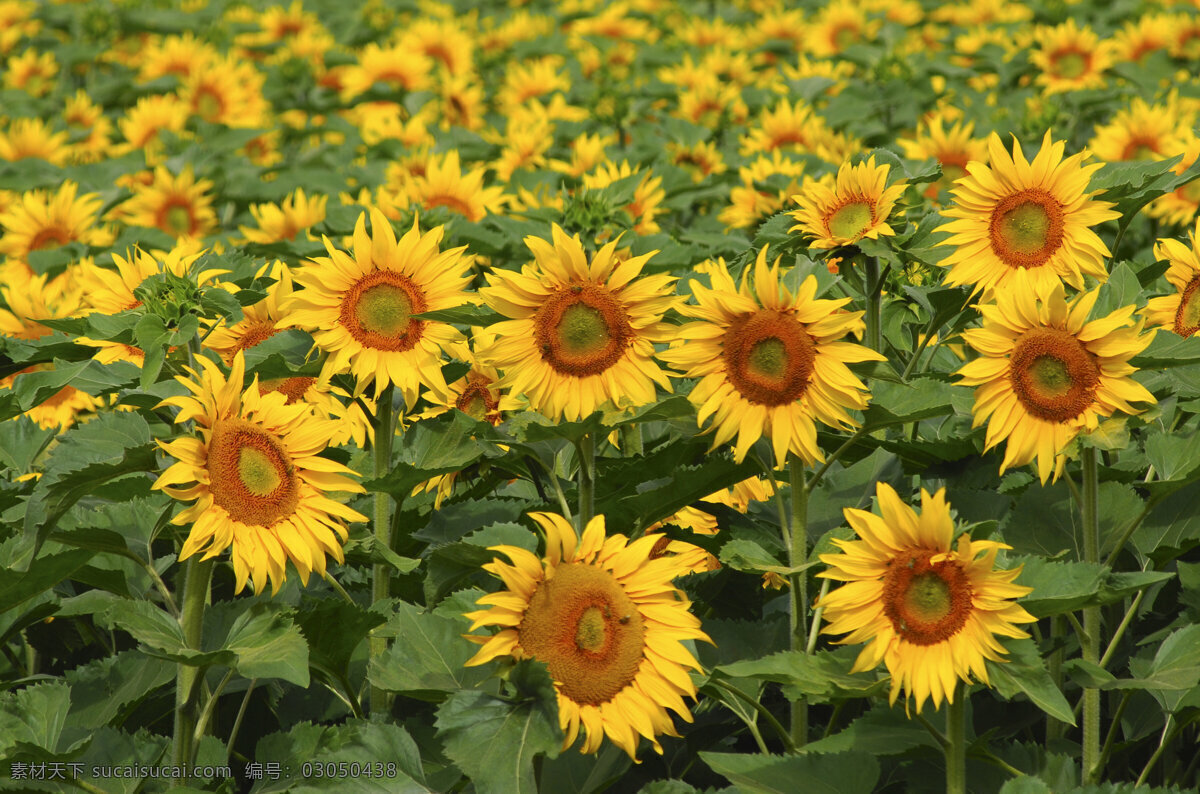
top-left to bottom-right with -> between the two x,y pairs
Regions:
1047,615 -> 1066,743
576,433 -> 595,532
1080,445 -> 1102,784
946,683 -> 968,794
173,555 -> 214,767
225,678 -> 257,761
787,458 -> 809,748
369,383 -> 396,718
863,256 -> 882,353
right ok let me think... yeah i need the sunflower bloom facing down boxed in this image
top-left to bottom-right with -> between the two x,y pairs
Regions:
478,225 -> 677,422
285,208 -> 471,403
789,156 -> 907,250
1144,219 -> 1200,338
465,512 -> 710,760
817,482 -> 1036,714
660,250 -> 884,464
938,132 -> 1119,297
153,353 -> 367,595
956,270 -> 1156,483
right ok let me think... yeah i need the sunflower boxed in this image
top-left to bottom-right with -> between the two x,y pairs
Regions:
180,54 -> 269,128
63,89 -> 114,164
1144,219 -> 1200,337
116,94 -> 190,160
0,117 -> 70,165
240,188 -> 328,244
739,98 -> 829,157
1029,20 -> 1115,95
478,225 -> 676,422
551,132 -> 617,178
581,161 -> 666,236
204,261 -> 295,364
1146,134 -> 1200,227
659,250 -> 884,465
136,32 -> 218,81
937,132 -> 1119,297
898,116 -> 989,200
153,352 -> 367,595
1111,13 -> 1173,63
4,49 -> 56,96
80,244 -> 216,315
0,181 -> 113,261
339,42 -> 431,101
1088,98 -> 1189,163
789,156 -> 907,250
956,270 -> 1156,483
807,0 -> 880,58
464,512 -> 709,760
817,482 -> 1036,713
111,165 -> 218,240
404,150 -> 507,222
284,208 -> 471,403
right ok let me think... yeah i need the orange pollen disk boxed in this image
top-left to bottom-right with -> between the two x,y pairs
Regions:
517,562 -> 645,706
987,188 -> 1066,269
455,375 -> 501,424
881,550 -> 973,646
532,283 -> 632,378
338,270 -> 427,352
1174,277 -> 1200,338
1008,327 -> 1101,423
158,198 -> 197,236
423,193 -> 476,219
235,320 -> 281,351
260,376 -> 316,404
28,226 -> 73,251
723,309 -> 816,406
206,419 -> 300,527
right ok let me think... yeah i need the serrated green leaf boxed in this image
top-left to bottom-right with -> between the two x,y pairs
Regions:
700,750 -> 880,794
223,603 -> 311,687
368,599 -> 493,698
64,650 -> 175,730
802,705 -> 939,756
296,598 -> 387,679
713,650 -> 885,702
862,377 -> 957,427
0,681 -> 71,757
0,545 -> 94,614
987,637 -> 1075,724
718,539 -> 817,576
1109,625 -> 1200,712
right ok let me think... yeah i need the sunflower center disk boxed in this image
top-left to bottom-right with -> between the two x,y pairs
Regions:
164,204 -> 194,236
261,376 -> 316,404
989,189 -> 1065,268
339,272 -> 427,352
1054,51 -> 1088,79
456,383 -> 497,422
518,562 -> 645,706
1175,278 -> 1200,337
1009,328 -> 1101,422
827,200 -> 873,241
206,419 -> 300,527
723,310 -> 816,406
533,284 -> 631,378
29,227 -> 72,251
236,320 -> 281,351
882,551 -> 973,646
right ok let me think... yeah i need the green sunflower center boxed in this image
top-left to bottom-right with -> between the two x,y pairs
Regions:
357,283 -> 413,336
903,572 -> 952,624
1054,51 -> 1088,79
238,446 -> 283,496
339,271 -> 427,352
989,189 -> 1066,268
748,337 -> 787,379
575,606 -> 607,652
1175,277 -> 1200,337
724,310 -> 816,406
164,204 -> 193,236
558,303 -> 610,355
827,200 -> 874,241
1009,327 -> 1101,423
533,284 -> 632,378
196,89 -> 223,121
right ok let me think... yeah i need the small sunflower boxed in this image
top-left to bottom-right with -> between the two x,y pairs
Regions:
465,512 -> 710,760
153,352 -> 367,595
478,225 -> 677,422
1144,219 -> 1200,338
1146,134 -> 1200,227
404,150 -> 507,222
112,165 -> 218,240
898,116 -> 989,200
1029,20 -> 1115,95
0,181 -> 112,261
284,208 -> 471,402
956,270 -> 1156,483
80,244 -> 218,316
659,249 -> 884,465
789,156 -> 907,250
581,161 -> 666,236
204,261 -> 295,364
938,132 -> 1119,297
240,188 -> 328,244
817,482 -> 1036,714
0,117 -> 70,165
1088,98 -> 1189,163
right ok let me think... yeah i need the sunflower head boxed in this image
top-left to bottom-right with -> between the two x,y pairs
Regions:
464,512 -> 710,760
1145,219 -> 1200,338
817,482 -> 1036,714
788,156 -> 907,250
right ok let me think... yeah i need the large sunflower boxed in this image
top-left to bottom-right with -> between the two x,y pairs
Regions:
659,249 -> 884,464
284,208 -> 471,402
465,512 -> 709,760
478,225 -> 677,422
0,181 -> 113,261
817,482 -> 1036,714
789,156 -> 907,250
938,132 -> 1119,297
152,352 -> 367,594
1144,219 -> 1200,337
956,270 -> 1156,483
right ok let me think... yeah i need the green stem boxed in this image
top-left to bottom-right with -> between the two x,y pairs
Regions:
1047,616 -> 1066,743
192,667 -> 234,749
1081,446 -> 1102,784
1096,689 -> 1132,778
1099,588 -> 1144,669
369,383 -> 395,718
711,678 -> 796,753
1135,714 -> 1177,786
901,316 -> 938,381
576,433 -> 595,531
806,578 -> 831,655
864,256 -> 882,353
226,679 -> 257,760
946,683 -> 967,794
322,570 -> 356,606
174,556 -> 214,766
787,459 -> 809,748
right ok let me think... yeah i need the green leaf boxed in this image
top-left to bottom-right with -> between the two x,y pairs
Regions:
718,539 -> 818,577
222,603 -> 311,687
3,358 -> 138,415
254,721 -> 428,794
0,545 -> 94,614
999,778 -> 1054,794
0,416 -> 55,474
88,592 -> 190,655
1107,624 -> 1200,712
296,599 -> 387,680
414,304 -> 507,326
1133,479 -> 1200,561
64,650 -> 175,730
700,751 -> 880,794
1145,430 -> 1200,482
862,377 -> 957,427
1063,659 -> 1117,689
368,599 -> 494,699
364,413 -> 498,499
802,705 -> 939,756
436,660 -> 563,794
713,649 -> 886,703
1015,557 -> 1171,618
1092,261 -> 1144,316
0,681 -> 71,757
1092,154 -> 1200,226
1129,331 -> 1200,369
987,637 -> 1075,725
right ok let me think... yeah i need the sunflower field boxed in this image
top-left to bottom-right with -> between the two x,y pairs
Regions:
3,0 -> 1200,792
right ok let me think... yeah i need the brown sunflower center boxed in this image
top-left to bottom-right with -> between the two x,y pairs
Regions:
206,419 -> 299,527
455,378 -> 500,423
1174,277 -> 1200,337
723,310 -> 816,406
1008,327 -> 1101,422
826,199 -> 874,241
1053,50 -> 1089,79
1121,137 -> 1161,161
532,283 -> 631,378
424,193 -> 475,218
518,562 -> 645,706
988,189 -> 1065,268
882,550 -> 973,646
235,320 -> 281,351
29,226 -> 73,251
260,376 -> 316,404
338,271 -> 427,352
